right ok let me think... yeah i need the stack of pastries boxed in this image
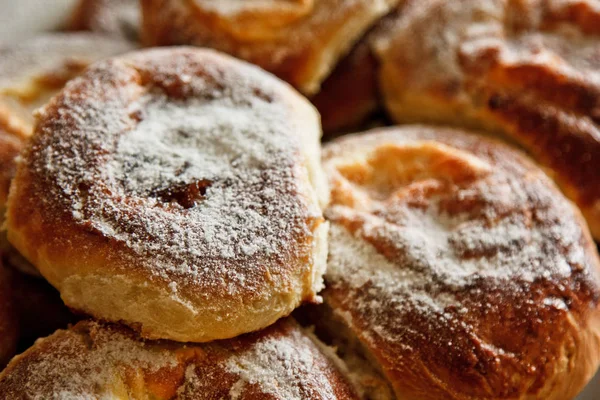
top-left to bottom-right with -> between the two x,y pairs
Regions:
0,1 -> 599,399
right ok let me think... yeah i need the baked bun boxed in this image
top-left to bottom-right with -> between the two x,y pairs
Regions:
319,125 -> 600,399
66,0 -> 140,41
140,0 -> 399,95
0,318 -> 359,399
7,47 -> 329,343
0,261 -> 18,368
0,33 -> 135,276
376,0 -> 600,240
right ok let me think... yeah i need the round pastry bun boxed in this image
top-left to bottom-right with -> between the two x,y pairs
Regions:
7,47 -> 329,343
319,125 -> 600,399
140,0 -> 399,95
0,318 -> 359,399
376,0 -> 600,241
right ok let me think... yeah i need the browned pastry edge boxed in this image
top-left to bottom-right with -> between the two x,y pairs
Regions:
0,129 -> 23,212
0,33 -> 136,215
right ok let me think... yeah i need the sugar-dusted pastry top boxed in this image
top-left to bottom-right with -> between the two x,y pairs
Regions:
376,0 -> 600,240
7,47 -> 328,342
0,319 -> 359,400
322,125 -> 600,400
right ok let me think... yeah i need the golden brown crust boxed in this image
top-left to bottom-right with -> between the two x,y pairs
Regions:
0,318 -> 359,399
321,125 -> 600,399
65,0 -> 140,41
6,47 -> 328,343
0,261 -> 18,369
140,0 -> 399,94
377,0 -> 600,240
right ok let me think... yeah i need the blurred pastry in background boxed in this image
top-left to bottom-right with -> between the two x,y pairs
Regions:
140,0 -> 400,95
65,0 -> 140,41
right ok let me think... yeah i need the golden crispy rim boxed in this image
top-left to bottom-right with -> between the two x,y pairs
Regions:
0,33 -> 135,219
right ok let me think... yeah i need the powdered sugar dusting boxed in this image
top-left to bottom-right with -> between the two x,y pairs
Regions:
30,48 -> 322,300
1,320 -> 357,399
102,93 -> 298,264
376,0 -> 600,242
6,322 -> 177,399
225,327 -> 337,400
323,127 -> 596,353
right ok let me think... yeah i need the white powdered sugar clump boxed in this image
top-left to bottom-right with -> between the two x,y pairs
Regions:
101,93 -> 295,264
326,181 -> 584,327
327,222 -> 459,313
225,330 -> 336,400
